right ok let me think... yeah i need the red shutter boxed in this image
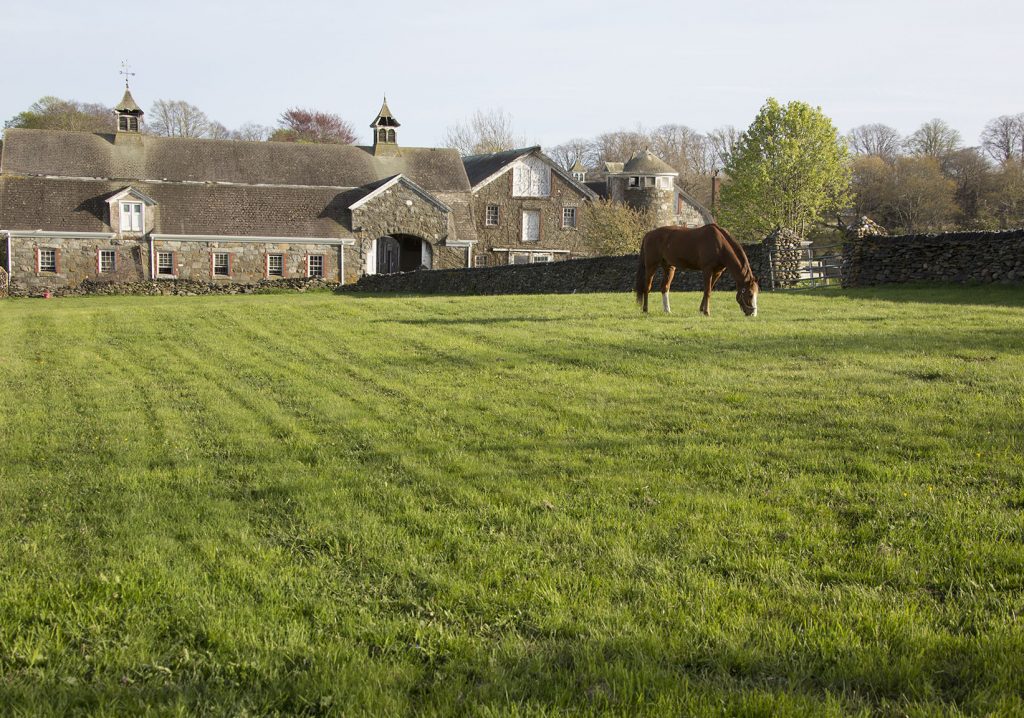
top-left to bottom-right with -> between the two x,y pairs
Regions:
227,253 -> 233,279
171,252 -> 178,277
264,253 -> 269,279
210,251 -> 215,278
35,247 -> 40,274
55,249 -> 62,275
281,253 -> 287,279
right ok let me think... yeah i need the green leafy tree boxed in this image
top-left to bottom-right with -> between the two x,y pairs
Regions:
719,98 -> 852,240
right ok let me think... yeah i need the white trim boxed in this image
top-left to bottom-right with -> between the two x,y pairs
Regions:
4,230 -> 117,239
152,233 -> 354,246
489,247 -> 571,254
106,186 -> 158,206
444,240 -> 477,248
348,174 -> 452,213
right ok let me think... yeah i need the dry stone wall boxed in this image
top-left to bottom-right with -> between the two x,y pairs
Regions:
842,228 -> 1024,286
341,242 -> 769,296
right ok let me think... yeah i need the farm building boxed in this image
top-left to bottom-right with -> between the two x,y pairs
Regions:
0,85 -> 705,294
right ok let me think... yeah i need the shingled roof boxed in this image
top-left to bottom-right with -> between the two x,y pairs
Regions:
462,146 -> 538,187
0,129 -> 470,192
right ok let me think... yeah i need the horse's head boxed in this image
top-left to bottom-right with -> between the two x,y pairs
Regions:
736,280 -> 759,316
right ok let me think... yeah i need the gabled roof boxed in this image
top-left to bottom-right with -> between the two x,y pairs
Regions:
105,186 -> 158,206
462,146 -> 538,187
462,146 -> 598,199
0,129 -> 470,192
348,174 -> 451,213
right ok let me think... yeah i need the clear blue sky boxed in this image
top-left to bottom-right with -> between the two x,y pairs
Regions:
2,0 -> 1019,149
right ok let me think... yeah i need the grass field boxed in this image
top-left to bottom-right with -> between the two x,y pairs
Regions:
0,285 -> 1022,716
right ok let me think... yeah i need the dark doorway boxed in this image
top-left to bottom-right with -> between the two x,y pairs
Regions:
377,234 -> 432,273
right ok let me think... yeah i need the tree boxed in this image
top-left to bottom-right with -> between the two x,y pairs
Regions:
847,123 -> 903,162
547,137 -> 596,171
980,113 -> 1024,164
991,159 -> 1024,229
577,199 -> 654,256
888,157 -> 958,232
442,109 -> 525,156
148,99 -> 212,138
944,148 -> 998,228
706,125 -> 740,173
5,96 -> 113,132
905,118 -> 961,160
718,98 -> 852,240
231,122 -> 274,142
270,108 -> 357,144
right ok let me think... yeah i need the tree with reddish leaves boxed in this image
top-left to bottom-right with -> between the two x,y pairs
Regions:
270,108 -> 357,144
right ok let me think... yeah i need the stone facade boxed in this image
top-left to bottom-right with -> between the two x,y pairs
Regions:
471,169 -> 587,266
842,228 -> 1024,286
7,234 -> 350,296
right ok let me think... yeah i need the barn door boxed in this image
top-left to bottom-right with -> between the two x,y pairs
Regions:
522,210 -> 541,242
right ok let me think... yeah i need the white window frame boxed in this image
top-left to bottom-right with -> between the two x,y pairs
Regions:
307,254 -> 324,278
562,206 -> 577,229
532,253 -> 553,264
267,253 -> 284,277
474,254 -> 490,268
485,204 -> 499,226
38,248 -> 57,273
156,251 -> 175,276
98,249 -> 116,274
120,201 -> 144,233
212,252 -> 231,277
511,252 -> 531,265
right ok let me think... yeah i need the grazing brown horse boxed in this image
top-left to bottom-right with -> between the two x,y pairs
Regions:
635,224 -> 759,316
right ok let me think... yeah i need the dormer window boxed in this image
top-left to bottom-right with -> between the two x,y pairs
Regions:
628,176 -> 656,189
106,186 -> 157,235
573,170 -> 586,182
120,202 -> 143,232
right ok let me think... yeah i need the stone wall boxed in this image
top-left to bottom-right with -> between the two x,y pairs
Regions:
7,236 -> 350,295
350,181 -> 451,274
761,228 -> 805,288
842,228 -> 1024,286
10,277 -> 337,298
341,241 -> 769,296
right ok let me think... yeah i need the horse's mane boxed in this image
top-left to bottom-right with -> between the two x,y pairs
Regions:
713,225 -> 756,283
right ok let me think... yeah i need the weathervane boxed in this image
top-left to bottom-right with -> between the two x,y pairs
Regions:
120,60 -> 135,88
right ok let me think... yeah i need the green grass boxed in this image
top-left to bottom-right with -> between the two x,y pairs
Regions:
0,285 -> 1022,716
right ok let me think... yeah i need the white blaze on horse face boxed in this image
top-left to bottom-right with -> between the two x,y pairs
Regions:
751,293 -> 758,316
662,293 -> 671,313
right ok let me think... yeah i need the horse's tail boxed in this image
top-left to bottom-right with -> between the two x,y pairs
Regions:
714,224 -> 756,281
634,233 -> 648,305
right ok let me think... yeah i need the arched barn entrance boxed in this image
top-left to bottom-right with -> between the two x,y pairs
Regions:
375,234 -> 432,274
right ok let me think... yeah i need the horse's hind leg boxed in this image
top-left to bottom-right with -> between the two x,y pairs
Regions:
642,265 -> 657,313
700,270 -> 719,316
660,266 -> 676,313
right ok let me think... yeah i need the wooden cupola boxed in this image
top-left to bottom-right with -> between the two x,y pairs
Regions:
370,97 -> 400,154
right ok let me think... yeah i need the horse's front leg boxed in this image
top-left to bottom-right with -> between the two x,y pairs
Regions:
700,271 -> 715,316
660,266 -> 676,313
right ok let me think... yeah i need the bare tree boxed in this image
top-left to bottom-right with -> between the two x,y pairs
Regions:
148,99 -> 212,138
847,123 -> 903,161
547,137 -> 596,170
231,122 -> 273,142
706,125 -> 739,173
590,129 -> 649,167
905,118 -> 962,159
5,96 -> 114,132
443,109 -> 526,156
270,108 -> 357,144
980,113 -> 1024,164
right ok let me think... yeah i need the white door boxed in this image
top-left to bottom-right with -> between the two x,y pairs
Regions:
522,210 -> 541,242
366,239 -> 377,275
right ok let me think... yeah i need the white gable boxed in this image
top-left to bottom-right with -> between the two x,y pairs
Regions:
512,155 -> 551,198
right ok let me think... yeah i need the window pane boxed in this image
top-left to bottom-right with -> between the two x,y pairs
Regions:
99,250 -> 115,273
39,249 -> 57,272
214,253 -> 230,276
157,252 -> 174,273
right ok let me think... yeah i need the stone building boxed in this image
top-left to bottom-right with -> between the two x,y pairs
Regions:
588,149 -> 713,228
463,147 -> 597,266
0,90 -> 482,294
